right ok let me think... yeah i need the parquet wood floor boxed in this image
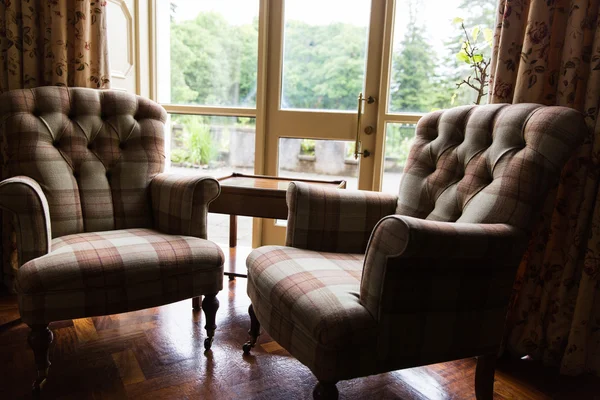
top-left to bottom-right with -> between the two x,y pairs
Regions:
1,277 -> 599,399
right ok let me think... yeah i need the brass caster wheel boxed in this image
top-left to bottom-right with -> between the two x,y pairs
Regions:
242,342 -> 253,354
204,337 -> 213,351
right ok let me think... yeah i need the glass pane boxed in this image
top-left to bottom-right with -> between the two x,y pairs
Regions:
168,114 -> 255,177
281,0 -> 371,111
381,123 -> 416,194
168,114 -> 255,247
157,1 -> 259,107
278,138 -> 359,190
207,214 -> 253,247
388,0 -> 497,113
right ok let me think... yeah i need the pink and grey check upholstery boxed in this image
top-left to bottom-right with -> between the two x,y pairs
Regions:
246,104 -> 586,384
18,229 -> 223,325
0,87 -> 224,326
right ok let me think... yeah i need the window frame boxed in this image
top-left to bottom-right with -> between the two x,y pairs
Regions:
147,0 -> 269,248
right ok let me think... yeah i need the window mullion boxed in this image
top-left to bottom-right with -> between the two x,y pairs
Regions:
162,104 -> 257,118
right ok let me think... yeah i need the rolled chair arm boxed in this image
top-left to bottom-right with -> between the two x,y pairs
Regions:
360,215 -> 528,318
360,215 -> 528,364
150,173 -> 220,239
286,181 -> 399,253
0,176 -> 52,266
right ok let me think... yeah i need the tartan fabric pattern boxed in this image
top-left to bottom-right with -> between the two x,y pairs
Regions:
0,87 -> 167,238
361,216 -> 526,371
397,104 -> 587,230
286,181 -> 398,253
18,228 -> 224,325
247,245 -> 378,382
247,104 -> 587,384
150,173 -> 221,239
0,176 -> 51,265
361,216 -> 527,319
0,87 -> 226,329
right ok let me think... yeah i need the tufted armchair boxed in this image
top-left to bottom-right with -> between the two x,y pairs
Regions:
0,87 -> 225,391
242,104 -> 587,399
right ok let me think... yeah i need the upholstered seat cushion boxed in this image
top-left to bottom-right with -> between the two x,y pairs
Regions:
17,229 -> 224,324
247,246 -> 376,348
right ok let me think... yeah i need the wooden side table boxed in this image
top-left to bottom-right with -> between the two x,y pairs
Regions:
208,172 -> 346,278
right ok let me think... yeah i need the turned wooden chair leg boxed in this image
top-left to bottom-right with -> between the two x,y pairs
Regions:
313,381 -> 339,400
28,325 -> 53,394
475,354 -> 497,400
242,304 -> 260,354
202,294 -> 219,350
192,295 -> 202,310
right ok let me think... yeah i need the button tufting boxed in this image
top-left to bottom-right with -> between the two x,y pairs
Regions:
119,142 -> 126,150
87,143 -> 94,150
52,140 -> 59,147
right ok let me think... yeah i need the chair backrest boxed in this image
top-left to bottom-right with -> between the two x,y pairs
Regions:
397,103 -> 586,230
0,87 -> 167,238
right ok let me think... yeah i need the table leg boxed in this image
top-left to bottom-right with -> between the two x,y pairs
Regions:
229,215 -> 237,248
192,295 -> 202,310
229,215 -> 237,281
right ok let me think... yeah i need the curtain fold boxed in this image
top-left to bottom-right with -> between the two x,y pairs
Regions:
0,0 -> 110,91
490,0 -> 600,376
0,0 -> 110,290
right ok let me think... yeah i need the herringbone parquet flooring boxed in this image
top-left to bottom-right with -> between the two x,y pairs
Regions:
1,276 -> 599,399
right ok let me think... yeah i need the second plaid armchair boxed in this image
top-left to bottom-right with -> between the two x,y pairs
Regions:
243,103 -> 587,399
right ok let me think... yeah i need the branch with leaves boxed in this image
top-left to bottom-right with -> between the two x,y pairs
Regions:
453,18 -> 493,105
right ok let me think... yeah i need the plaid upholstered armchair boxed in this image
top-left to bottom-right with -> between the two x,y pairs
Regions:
0,87 -> 224,392
243,104 -> 587,399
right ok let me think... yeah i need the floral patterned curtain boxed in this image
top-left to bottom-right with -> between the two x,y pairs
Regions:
490,0 -> 600,376
0,0 -> 110,290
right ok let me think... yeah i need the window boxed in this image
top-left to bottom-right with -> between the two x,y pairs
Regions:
280,0 -> 371,111
380,0 -> 497,193
278,138 -> 359,190
155,0 -> 261,248
157,0 -> 259,108
388,0 -> 496,113
147,0 -> 500,244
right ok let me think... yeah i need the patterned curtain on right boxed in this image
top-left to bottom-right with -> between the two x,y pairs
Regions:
489,0 -> 600,376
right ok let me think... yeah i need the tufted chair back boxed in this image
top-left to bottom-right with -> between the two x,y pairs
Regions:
397,103 -> 586,231
0,87 -> 167,238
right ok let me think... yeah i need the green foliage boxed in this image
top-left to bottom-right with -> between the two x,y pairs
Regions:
188,125 -> 216,165
389,4 -> 441,113
345,142 -> 356,159
170,12 -> 258,106
300,139 -> 316,156
385,125 -> 415,166
281,21 -> 367,110
441,0 -> 498,105
453,21 -> 493,105
170,148 -> 189,164
171,115 -> 217,165
237,117 -> 255,126
168,0 -> 498,129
